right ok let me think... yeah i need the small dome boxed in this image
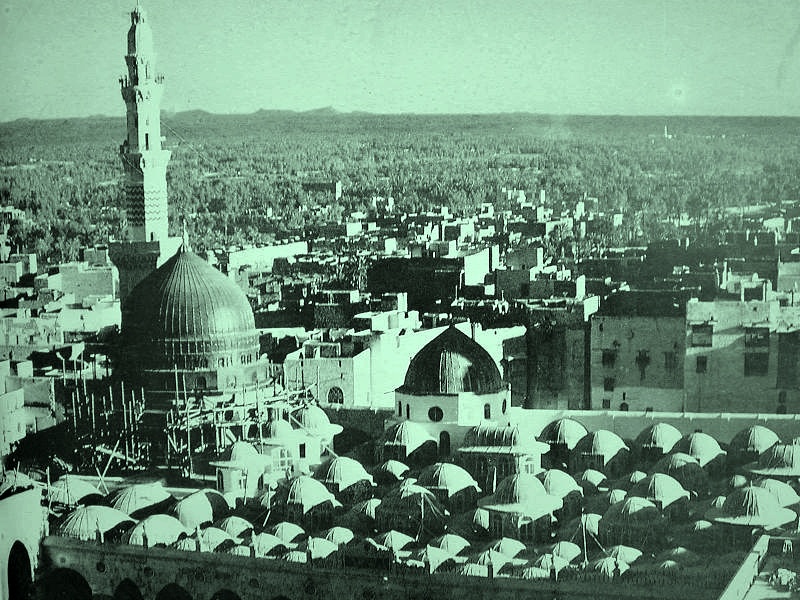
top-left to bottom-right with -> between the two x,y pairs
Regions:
574,430 -> 628,461
372,529 -> 415,551
251,532 -> 288,556
494,473 -> 548,505
418,463 -> 480,497
286,476 -> 339,513
107,482 -> 172,517
579,469 -> 608,493
229,441 -> 260,462
629,473 -> 690,508
125,514 -> 186,547
463,423 -> 520,447
538,418 -> 588,450
602,496 -> 659,524
318,457 -> 373,491
373,460 -> 410,484
489,537 -> 527,558
754,478 -> 800,507
709,486 -> 796,527
607,489 -> 628,505
617,470 -> 648,490
294,404 -> 342,435
270,521 -> 306,543
430,533 -> 471,555
383,421 -> 436,454
635,423 -> 682,454
398,326 -> 504,395
551,540 -> 581,562
263,419 -> 298,442
653,452 -> 699,471
58,506 -> 135,541
539,469 -> 582,499
216,516 -> 254,537
49,476 -> 100,506
323,526 -> 355,546
729,426 -> 780,456
172,489 -> 230,529
750,443 -> 800,477
674,433 -> 725,467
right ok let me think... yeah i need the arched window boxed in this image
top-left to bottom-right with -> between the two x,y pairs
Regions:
398,401 -> 402,417
327,386 -> 344,405
484,404 -> 491,419
439,431 -> 451,457
405,404 -> 410,419
196,376 -> 207,390
620,402 -> 629,411
502,399 -> 507,414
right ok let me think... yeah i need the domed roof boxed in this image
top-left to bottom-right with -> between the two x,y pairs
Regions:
398,326 -> 504,395
573,430 -> 628,462
749,442 -> 800,476
754,478 -> 800,507
729,425 -> 780,456
125,246 -> 256,340
601,496 -> 660,524
286,476 -> 340,513
263,419 -> 299,443
418,463 -> 480,497
373,460 -> 410,484
629,473 -> 690,508
493,473 -> 548,505
538,469 -> 582,498
383,421 -> 436,454
120,246 -> 259,380
58,506 -> 135,541
708,486 -> 796,527
294,404 -> 343,436
674,432 -> 726,467
635,423 -> 682,454
538,418 -> 588,450
318,457 -> 374,491
125,514 -> 186,547
107,482 -> 172,516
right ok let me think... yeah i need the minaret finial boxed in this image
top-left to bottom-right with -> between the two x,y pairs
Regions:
182,219 -> 190,251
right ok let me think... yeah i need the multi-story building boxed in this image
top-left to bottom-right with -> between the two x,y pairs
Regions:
591,291 -> 689,412
684,299 -> 800,413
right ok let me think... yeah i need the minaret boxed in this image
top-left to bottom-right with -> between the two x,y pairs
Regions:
110,2 -> 180,303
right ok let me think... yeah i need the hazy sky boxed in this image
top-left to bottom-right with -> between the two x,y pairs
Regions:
2,0 -> 799,120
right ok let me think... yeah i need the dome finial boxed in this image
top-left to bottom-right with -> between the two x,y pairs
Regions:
181,219 -> 191,252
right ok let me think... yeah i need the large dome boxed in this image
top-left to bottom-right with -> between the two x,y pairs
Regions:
120,245 -> 259,386
398,326 -> 504,395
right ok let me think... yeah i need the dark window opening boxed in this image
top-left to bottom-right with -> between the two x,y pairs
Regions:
602,349 -> 617,368
299,443 -> 306,458
691,324 -> 713,347
428,406 -> 443,422
484,404 -> 491,419
744,353 -> 769,377
744,327 -> 770,348
601,398 -> 611,409
696,356 -> 707,374
145,133 -> 150,150
620,402 -> 629,411
405,404 -> 410,419
603,377 -> 615,392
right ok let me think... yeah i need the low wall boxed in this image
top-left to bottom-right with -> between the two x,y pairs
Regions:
717,535 -> 770,600
41,536 -> 726,600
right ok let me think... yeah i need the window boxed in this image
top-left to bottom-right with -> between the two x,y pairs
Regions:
620,402 -> 629,411
145,133 -> 149,150
664,351 -> 677,371
439,431 -> 451,457
484,404 -> 491,419
744,327 -> 770,347
398,401 -> 402,417
601,398 -> 611,409
744,353 -> 769,377
299,443 -> 306,459
428,406 -> 443,422
696,356 -> 707,373
691,324 -> 713,347
327,386 -> 344,404
635,350 -> 650,381
405,404 -> 410,419
502,399 -> 507,414
602,349 -> 617,368
603,377 -> 615,392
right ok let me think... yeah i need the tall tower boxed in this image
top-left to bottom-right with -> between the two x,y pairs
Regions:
110,2 -> 180,303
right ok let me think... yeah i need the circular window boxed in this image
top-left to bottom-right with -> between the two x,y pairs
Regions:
428,406 -> 443,422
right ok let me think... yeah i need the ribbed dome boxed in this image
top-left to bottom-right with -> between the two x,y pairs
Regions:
318,457 -> 373,491
750,442 -> 800,476
538,418 -> 588,450
674,432 -> 726,467
629,473 -> 690,508
635,423 -> 682,454
494,473 -> 548,505
573,430 -> 628,462
398,326 -> 504,395
754,478 -> 800,507
418,463 -> 481,497
539,469 -> 582,499
709,486 -> 797,527
286,476 -> 339,513
120,246 -> 259,383
383,421 -> 436,454
729,426 -> 780,456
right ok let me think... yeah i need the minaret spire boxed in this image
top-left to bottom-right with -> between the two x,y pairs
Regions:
111,2 -> 181,305
120,0 -> 170,244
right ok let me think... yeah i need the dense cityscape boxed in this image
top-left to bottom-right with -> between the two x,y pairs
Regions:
1,3 -> 800,600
